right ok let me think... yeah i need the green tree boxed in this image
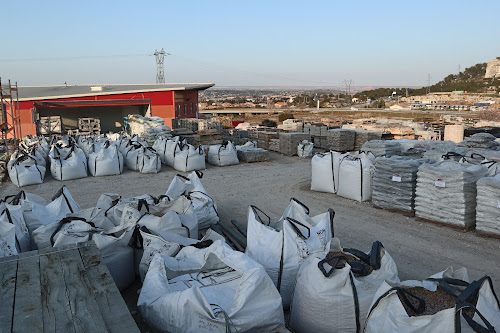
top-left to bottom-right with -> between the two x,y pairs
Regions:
261,119 -> 277,127
278,113 -> 294,122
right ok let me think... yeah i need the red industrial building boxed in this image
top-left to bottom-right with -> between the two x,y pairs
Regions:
13,83 -> 214,136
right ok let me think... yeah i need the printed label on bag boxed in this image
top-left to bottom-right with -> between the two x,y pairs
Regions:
435,179 -> 446,188
392,174 -> 402,182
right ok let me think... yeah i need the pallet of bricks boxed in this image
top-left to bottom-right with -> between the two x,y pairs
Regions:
172,118 -> 222,133
303,123 -> 328,149
257,131 -> 279,151
192,130 -> 223,145
222,129 -> 249,145
279,132 -> 311,156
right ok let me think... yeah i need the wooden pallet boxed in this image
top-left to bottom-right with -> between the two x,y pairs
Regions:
415,216 -> 475,232
475,230 -> 500,240
0,242 -> 139,333
372,204 -> 416,217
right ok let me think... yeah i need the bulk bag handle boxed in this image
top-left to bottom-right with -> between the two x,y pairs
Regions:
442,152 -> 463,159
250,205 -> 271,226
317,255 -> 372,278
50,216 -> 90,246
290,197 -> 310,215
285,217 -> 310,239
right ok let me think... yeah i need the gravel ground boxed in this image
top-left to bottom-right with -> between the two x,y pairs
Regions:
1,151 -> 499,331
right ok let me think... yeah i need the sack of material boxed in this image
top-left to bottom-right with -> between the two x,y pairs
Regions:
289,239 -> 399,333
236,141 -> 257,150
0,203 -> 31,253
173,143 -> 206,172
310,151 -> 346,193
165,171 -> 219,228
8,154 -> 46,187
415,161 -> 488,228
96,194 -> 156,227
139,147 -> 161,174
138,241 -> 285,333
164,137 -> 182,167
476,174 -> 500,236
0,219 -> 18,257
298,140 -> 314,158
372,156 -> 433,212
207,141 -> 239,166
336,153 -> 375,202
365,267 -> 500,333
246,198 -> 335,308
49,145 -> 88,181
88,142 -> 124,176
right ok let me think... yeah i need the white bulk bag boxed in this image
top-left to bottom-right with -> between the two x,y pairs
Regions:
11,147 -> 47,167
88,142 -> 124,176
289,239 -> 399,333
164,137 -> 182,167
311,151 -> 346,193
139,147 -> 161,174
236,141 -> 257,150
298,140 -> 314,158
246,198 -> 335,308
165,171 -> 218,228
152,137 -> 168,163
123,143 -> 144,171
173,143 -> 206,172
0,203 -> 31,253
365,267 -> 500,333
208,141 -> 239,166
138,240 -> 285,333
49,145 -> 88,181
336,153 -> 374,202
99,194 -> 156,226
8,155 -> 46,187
0,220 -> 18,257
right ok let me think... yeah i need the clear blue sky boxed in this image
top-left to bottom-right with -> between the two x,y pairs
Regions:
1,0 -> 499,88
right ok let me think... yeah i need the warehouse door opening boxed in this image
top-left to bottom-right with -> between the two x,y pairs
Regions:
33,99 -> 151,135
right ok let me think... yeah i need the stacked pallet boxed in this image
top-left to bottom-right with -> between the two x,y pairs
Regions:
304,123 -> 329,148
237,148 -> 270,162
372,156 -> 431,212
279,132 -> 311,156
326,129 -> 355,152
282,119 -> 304,132
172,118 -> 223,132
415,161 -> 488,228
269,139 -> 280,152
257,131 -> 279,150
191,130 -> 222,145
361,140 -> 402,157
476,174 -> 500,236
353,130 -> 382,151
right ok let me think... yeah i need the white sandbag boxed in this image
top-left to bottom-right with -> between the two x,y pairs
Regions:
7,155 -> 46,187
173,143 -> 206,172
365,267 -> 500,333
139,147 -> 161,173
49,145 -> 88,181
0,203 -> 31,253
310,151 -> 346,194
208,141 -> 239,166
289,239 -> 399,333
246,198 -> 335,308
164,137 -> 182,167
123,142 -> 145,171
0,220 -> 18,257
298,140 -> 314,158
165,171 -> 218,228
88,143 -> 124,176
336,153 -> 375,202
138,240 -> 285,333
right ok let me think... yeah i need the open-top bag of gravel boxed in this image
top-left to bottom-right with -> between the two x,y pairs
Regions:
415,161 -> 488,228
289,238 -> 398,333
365,267 -> 500,333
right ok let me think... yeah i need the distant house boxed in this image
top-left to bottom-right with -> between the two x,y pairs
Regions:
274,102 -> 286,108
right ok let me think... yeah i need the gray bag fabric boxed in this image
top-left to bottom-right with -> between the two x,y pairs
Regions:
361,140 -> 402,157
476,174 -> 500,236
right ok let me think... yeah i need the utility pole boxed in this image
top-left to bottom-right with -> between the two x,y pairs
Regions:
154,48 -> 170,83
342,79 -> 353,104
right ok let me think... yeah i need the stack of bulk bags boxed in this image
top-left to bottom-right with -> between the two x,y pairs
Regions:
165,171 -> 218,228
207,141 -> 239,166
0,202 -> 31,255
415,161 -> 488,228
246,198 -> 335,308
476,174 -> 500,236
289,238 -> 399,333
336,152 -> 375,202
7,152 -> 46,187
138,241 -> 285,333
49,144 -> 88,181
361,140 -> 402,157
310,151 -> 346,194
173,143 -> 206,172
372,156 -> 432,212
88,141 -> 124,176
365,267 -> 500,333
298,140 -> 314,158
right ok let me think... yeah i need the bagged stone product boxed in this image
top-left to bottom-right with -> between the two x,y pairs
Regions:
310,151 -> 347,193
476,174 -> 500,236
208,141 -> 239,166
353,130 -> 382,151
415,161 -> 488,228
361,140 -> 402,157
289,239 -> 399,333
298,140 -> 314,158
336,153 -> 375,202
173,143 -> 206,172
372,156 -> 432,212
88,141 -> 124,176
236,147 -> 269,162
365,267 -> 500,333
8,153 -> 46,187
458,132 -> 500,150
246,198 -> 335,308
0,203 -> 30,253
49,144 -> 88,181
326,129 -> 355,152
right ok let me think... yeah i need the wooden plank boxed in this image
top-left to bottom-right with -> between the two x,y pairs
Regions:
78,245 -> 140,333
0,259 -> 17,332
12,255 -> 43,332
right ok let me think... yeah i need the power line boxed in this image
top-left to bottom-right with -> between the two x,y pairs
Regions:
0,54 -> 151,62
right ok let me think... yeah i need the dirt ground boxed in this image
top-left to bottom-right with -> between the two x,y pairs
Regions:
1,152 -> 499,331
